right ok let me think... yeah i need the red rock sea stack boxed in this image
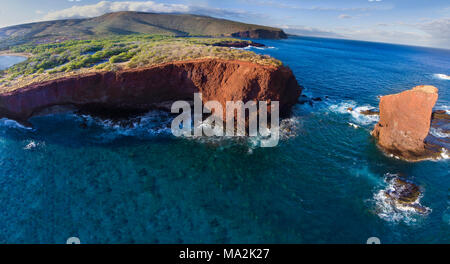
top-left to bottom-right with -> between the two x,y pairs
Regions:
371,85 -> 439,161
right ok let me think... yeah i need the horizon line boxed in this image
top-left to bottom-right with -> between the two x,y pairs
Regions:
0,11 -> 448,51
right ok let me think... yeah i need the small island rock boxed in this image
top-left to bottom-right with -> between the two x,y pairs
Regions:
372,85 -> 439,161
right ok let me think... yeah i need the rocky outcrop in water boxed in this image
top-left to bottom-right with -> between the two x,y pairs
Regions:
431,110 -> 450,133
0,59 -> 301,123
383,177 -> 429,214
427,110 -> 450,151
212,41 -> 265,48
360,109 -> 379,116
371,85 -> 439,161
228,29 -> 287,39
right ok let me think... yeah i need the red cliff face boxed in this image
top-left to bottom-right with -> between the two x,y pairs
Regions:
0,59 -> 301,122
371,85 -> 439,161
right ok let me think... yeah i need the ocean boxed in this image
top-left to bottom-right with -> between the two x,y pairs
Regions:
0,55 -> 26,71
0,36 -> 449,243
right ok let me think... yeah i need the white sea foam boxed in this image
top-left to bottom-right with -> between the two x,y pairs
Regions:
436,105 -> 450,114
279,116 -> 302,140
0,118 -> 33,130
430,127 -> 449,138
388,153 -> 401,160
246,116 -> 302,152
76,109 -> 301,148
433,73 -> 450,80
438,148 -> 449,160
348,122 -> 359,129
328,101 -> 379,126
184,116 -> 302,152
77,111 -> 173,142
23,140 -> 45,150
328,100 -> 356,113
254,46 -> 275,50
351,106 -> 379,125
231,45 -> 276,51
373,174 -> 431,225
24,141 -> 37,150
231,45 -> 252,50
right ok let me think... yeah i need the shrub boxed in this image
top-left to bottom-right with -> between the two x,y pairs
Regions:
1,34 -> 281,91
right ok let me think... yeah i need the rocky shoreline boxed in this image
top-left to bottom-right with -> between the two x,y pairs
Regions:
227,29 -> 287,39
212,41 -> 266,48
0,58 -> 302,124
1,54 -> 447,163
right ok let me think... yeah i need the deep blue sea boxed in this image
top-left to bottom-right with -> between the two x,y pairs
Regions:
0,36 -> 449,244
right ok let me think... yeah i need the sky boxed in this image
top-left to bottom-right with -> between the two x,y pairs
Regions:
0,0 -> 449,49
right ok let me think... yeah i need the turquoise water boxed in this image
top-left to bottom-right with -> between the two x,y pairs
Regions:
0,55 -> 27,70
0,37 -> 449,243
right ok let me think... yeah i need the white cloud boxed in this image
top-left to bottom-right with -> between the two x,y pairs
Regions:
367,18 -> 450,48
283,23 -> 441,48
339,14 -> 352,19
243,0 -> 389,11
414,18 -> 450,48
42,0 -> 258,21
31,0 -> 450,49
281,25 -> 343,38
44,1 -> 189,20
341,28 -> 430,46
284,17 -> 450,49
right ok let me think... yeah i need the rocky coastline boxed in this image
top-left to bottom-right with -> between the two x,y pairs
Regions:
0,58 -> 301,124
228,29 -> 287,39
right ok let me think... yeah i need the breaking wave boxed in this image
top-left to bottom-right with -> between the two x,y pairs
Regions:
433,73 -> 450,80
430,127 -> 448,138
186,115 -> 302,153
372,174 -> 431,225
0,118 -> 33,130
348,122 -> 360,129
75,110 -> 301,151
76,111 -> 173,142
23,140 -> 45,150
231,45 -> 277,51
328,101 -> 379,126
438,148 -> 449,160
436,105 -> 450,114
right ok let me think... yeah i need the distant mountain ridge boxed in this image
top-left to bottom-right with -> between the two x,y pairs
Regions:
0,11 -> 287,48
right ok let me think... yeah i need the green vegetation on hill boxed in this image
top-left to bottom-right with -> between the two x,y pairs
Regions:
0,12 -> 287,49
0,35 -> 281,92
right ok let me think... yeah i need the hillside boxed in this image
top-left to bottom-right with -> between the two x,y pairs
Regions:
0,35 -> 281,92
0,12 -> 287,49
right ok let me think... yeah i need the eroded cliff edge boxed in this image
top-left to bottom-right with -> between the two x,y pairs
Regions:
0,59 -> 302,123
